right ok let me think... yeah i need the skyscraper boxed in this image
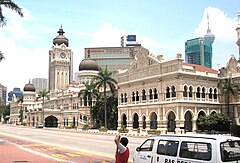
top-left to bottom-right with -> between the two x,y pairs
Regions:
32,78 -> 48,94
236,11 -> 240,60
185,12 -> 215,68
0,83 -> 7,105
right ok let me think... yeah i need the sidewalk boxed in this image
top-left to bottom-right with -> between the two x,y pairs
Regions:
0,139 -> 64,163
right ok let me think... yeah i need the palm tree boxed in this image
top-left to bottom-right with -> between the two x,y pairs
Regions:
78,80 -> 99,127
0,51 -> 4,62
94,66 -> 117,128
16,96 -> 23,124
218,77 -> 240,118
0,0 -> 24,27
39,89 -> 48,126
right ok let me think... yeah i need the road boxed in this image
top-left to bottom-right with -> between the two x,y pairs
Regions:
0,125 -> 147,162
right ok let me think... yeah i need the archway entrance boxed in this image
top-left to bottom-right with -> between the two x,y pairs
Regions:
184,111 -> 192,132
122,114 -> 127,128
45,115 -> 58,128
133,113 -> 139,129
167,111 -> 176,132
150,112 -> 157,129
197,111 -> 206,131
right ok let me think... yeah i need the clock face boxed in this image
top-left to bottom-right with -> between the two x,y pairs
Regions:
60,52 -> 66,58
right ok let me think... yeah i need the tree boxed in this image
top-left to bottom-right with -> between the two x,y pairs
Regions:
218,77 -> 240,117
0,104 -> 10,122
0,51 -> 4,62
16,96 -> 23,124
78,80 -> 99,127
39,89 -> 48,126
94,66 -> 117,129
197,113 -> 232,132
0,0 -> 24,27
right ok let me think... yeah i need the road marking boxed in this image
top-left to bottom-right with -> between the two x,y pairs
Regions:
51,153 -> 67,158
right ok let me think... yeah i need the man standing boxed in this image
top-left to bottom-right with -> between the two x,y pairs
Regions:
114,134 -> 129,163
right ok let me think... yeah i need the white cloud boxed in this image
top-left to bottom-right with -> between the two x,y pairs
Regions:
90,23 -> 127,47
0,8 -> 47,92
194,7 -> 237,42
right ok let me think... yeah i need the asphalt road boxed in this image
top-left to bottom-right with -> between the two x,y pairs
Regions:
0,125 -> 147,162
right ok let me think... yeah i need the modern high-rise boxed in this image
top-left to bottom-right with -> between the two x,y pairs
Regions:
236,11 -> 240,59
32,78 -> 48,94
0,83 -> 7,105
84,46 -> 141,73
8,87 -> 22,102
185,12 -> 215,68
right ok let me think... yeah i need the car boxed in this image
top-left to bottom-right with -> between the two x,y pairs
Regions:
36,123 -> 44,128
133,134 -> 240,163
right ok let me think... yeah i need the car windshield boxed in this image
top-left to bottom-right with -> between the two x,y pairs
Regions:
220,140 -> 240,162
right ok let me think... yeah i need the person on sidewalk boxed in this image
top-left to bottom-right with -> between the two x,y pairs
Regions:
114,134 -> 129,163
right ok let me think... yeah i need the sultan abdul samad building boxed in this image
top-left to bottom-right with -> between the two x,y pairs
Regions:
9,12 -> 240,134
10,27 -> 100,128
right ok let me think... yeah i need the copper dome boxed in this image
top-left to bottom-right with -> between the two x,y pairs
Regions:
23,82 -> 35,92
53,27 -> 69,47
79,58 -> 99,71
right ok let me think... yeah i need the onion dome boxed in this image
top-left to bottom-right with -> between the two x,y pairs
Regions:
53,26 -> 69,47
79,58 -> 99,71
23,81 -> 35,92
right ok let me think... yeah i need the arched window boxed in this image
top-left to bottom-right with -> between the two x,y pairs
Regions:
149,89 -> 153,100
124,93 -> 127,103
136,91 -> 139,101
196,87 -> 201,98
189,86 -> 193,98
142,89 -> 146,101
202,87 -> 205,99
166,86 -> 170,98
172,86 -> 176,98
132,92 -> 135,102
213,88 -> 217,99
121,93 -> 124,103
209,88 -> 213,99
183,85 -> 188,97
154,88 -> 158,99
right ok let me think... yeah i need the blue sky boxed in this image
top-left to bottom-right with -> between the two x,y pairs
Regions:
0,0 -> 239,93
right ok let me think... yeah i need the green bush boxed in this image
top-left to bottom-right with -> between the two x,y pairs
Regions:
147,129 -> 161,135
230,124 -> 240,137
118,127 -> 129,133
98,126 -> 108,132
82,124 -> 90,130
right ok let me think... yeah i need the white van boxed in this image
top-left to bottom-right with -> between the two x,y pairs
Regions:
133,134 -> 240,163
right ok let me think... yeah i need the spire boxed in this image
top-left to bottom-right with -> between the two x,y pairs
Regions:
207,11 -> 211,33
204,11 -> 215,44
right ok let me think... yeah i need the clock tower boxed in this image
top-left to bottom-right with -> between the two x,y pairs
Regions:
48,26 -> 72,92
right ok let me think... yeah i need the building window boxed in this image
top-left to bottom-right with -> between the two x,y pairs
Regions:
136,91 -> 139,102
171,86 -> 176,98
142,89 -> 146,101
132,92 -> 135,102
209,88 -> 213,99
124,93 -> 127,103
213,88 -> 217,100
149,89 -> 153,100
189,86 -> 193,97
166,86 -> 170,98
202,87 -> 206,99
183,85 -> 188,98
196,87 -> 201,98
154,88 -> 158,99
